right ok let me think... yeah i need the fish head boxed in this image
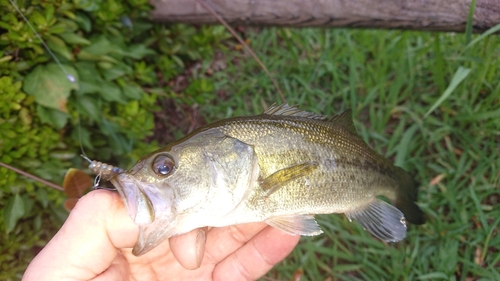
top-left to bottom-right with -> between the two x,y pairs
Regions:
111,128 -> 258,255
110,154 -> 176,255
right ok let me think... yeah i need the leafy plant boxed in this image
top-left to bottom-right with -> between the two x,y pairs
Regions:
0,0 -> 230,278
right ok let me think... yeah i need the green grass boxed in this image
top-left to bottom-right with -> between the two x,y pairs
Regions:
195,27 -> 500,280
4,6 -> 499,278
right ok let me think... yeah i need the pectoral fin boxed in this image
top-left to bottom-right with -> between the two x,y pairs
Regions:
265,214 -> 323,236
260,162 -> 318,197
345,199 -> 407,242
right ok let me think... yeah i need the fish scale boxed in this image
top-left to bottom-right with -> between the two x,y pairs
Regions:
221,118 -> 393,206
110,104 -> 425,256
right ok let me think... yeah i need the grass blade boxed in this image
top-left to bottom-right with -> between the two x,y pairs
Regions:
465,23 -> 500,50
464,0 -> 476,45
423,67 -> 471,119
395,124 -> 418,169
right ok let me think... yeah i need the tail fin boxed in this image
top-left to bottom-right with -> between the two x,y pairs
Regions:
393,167 -> 425,225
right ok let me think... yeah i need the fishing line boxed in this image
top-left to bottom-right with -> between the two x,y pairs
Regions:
8,0 -> 86,157
8,0 -> 76,84
8,0 -> 280,190
8,0 -> 121,190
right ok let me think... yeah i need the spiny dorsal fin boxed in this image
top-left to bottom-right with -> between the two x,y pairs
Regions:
264,104 -> 358,134
330,109 -> 357,135
263,104 -> 328,120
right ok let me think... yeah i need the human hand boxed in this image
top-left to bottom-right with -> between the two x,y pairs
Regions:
23,190 -> 300,281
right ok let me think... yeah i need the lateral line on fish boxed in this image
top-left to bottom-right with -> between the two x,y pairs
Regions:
115,106 -> 424,256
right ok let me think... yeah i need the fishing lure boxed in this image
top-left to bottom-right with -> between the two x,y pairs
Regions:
6,0 -> 127,192
4,0 -> 276,194
81,155 -> 124,190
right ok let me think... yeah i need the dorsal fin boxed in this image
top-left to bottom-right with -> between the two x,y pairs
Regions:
330,109 -> 357,135
263,104 -> 328,120
263,104 -> 358,134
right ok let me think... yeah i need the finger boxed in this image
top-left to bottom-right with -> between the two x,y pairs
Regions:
169,227 -> 208,270
92,252 -> 129,281
23,190 -> 139,281
203,222 -> 269,265
213,226 -> 300,280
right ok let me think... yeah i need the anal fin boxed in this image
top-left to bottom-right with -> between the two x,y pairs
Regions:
345,199 -> 407,242
265,214 -> 323,236
260,162 -> 318,197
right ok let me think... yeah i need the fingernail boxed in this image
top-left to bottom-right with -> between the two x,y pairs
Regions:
196,228 -> 207,268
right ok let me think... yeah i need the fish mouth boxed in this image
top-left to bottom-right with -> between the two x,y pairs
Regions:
111,174 -> 155,225
111,173 -> 176,256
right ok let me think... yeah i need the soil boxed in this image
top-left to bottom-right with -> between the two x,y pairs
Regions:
147,99 -> 206,146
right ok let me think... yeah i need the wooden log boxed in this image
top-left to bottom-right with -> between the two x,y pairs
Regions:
150,0 -> 500,33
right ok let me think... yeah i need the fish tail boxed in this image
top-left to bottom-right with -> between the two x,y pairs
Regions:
393,167 -> 425,225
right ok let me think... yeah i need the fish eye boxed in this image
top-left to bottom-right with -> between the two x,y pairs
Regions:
152,154 -> 175,176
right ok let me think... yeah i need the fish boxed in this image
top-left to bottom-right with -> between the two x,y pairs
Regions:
109,104 -> 425,256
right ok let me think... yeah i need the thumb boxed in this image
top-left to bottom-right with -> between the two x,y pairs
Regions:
169,227 -> 208,270
23,190 -> 139,281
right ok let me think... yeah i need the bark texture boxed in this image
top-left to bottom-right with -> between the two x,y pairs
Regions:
150,0 -> 500,33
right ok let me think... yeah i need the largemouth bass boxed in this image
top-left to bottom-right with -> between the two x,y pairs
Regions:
110,104 -> 425,256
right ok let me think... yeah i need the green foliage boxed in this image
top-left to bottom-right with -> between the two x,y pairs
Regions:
0,75 -> 67,280
3,193 -> 24,234
203,27 -> 500,280
0,0 -> 230,278
5,0 -> 497,280
23,63 -> 79,113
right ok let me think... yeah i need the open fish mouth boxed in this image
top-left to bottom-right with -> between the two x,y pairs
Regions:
111,173 -> 176,256
111,174 -> 156,225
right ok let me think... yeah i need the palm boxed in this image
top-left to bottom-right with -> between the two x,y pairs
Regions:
120,246 -> 217,280
23,191 -> 300,281
115,223 -> 300,280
